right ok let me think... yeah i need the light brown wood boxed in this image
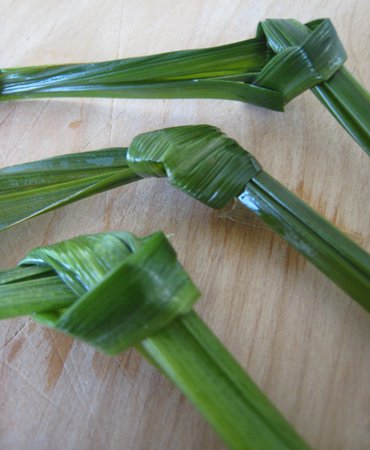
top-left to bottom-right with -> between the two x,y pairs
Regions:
0,1 -> 369,449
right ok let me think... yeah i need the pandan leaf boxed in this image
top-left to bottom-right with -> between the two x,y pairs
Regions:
128,125 -> 370,310
0,125 -> 369,310
257,18 -> 370,154
255,19 -> 346,101
128,124 -> 261,208
0,148 -> 140,229
0,38 -> 283,110
1,18 -> 369,153
238,173 -> 370,311
0,231 -> 310,450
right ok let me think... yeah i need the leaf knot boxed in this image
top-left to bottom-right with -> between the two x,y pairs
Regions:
127,125 -> 262,208
19,232 -> 200,355
255,18 -> 347,102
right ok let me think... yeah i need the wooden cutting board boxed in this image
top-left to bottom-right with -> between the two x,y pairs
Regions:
0,1 -> 369,449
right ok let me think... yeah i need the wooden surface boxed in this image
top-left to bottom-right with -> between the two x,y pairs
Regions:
1,1 -> 369,449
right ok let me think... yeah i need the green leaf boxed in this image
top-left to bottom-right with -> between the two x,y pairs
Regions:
311,68 -> 370,154
0,38 -> 283,110
0,125 -> 369,310
0,231 -> 310,449
0,148 -> 141,230
20,232 -> 200,354
255,19 -> 346,101
0,265 -> 52,284
142,310 -> 310,449
0,275 -> 76,319
128,124 -> 261,208
1,18 -> 369,152
128,124 -> 370,310
239,171 -> 370,311
1,38 -> 269,85
258,18 -> 370,155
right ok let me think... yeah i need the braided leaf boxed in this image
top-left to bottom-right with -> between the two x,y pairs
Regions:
128,124 -> 261,208
19,232 -> 199,354
0,231 -> 310,449
256,18 -> 370,154
128,125 -> 370,310
1,18 -> 368,152
0,125 -> 369,309
255,19 -> 346,101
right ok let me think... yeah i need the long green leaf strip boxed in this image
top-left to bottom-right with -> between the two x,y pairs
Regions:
0,125 -> 369,308
258,19 -> 370,154
0,37 -> 283,110
0,148 -> 140,229
1,19 -> 369,153
127,125 -> 370,310
0,232 -> 310,450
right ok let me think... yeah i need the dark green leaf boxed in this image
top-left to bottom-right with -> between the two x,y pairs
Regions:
258,18 -> 370,154
1,125 -> 369,309
0,231 -> 309,449
128,124 -> 261,208
239,171 -> 370,311
1,18 -> 369,152
0,148 -> 141,230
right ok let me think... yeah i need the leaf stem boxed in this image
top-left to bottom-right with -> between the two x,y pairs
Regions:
239,171 -> 370,311
312,68 -> 370,155
141,310 -> 310,450
0,259 -> 310,449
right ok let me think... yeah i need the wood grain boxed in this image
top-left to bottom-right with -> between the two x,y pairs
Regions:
0,1 -> 369,449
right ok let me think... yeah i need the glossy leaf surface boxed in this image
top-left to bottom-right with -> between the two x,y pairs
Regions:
0,231 -> 309,449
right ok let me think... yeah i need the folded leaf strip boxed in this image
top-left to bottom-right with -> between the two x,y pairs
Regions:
239,171 -> 370,311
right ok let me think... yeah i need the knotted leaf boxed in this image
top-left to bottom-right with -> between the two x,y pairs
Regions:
0,231 -> 310,449
17,231 -> 200,354
0,125 -> 369,309
128,124 -> 261,208
2,17 -> 368,152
